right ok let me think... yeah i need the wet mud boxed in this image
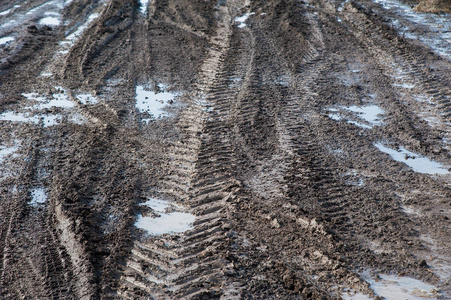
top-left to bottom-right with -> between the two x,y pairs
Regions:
0,0 -> 451,299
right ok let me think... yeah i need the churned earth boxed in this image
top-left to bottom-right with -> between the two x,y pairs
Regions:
0,0 -> 450,299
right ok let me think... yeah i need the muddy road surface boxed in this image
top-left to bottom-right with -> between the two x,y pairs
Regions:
1,0 -> 451,299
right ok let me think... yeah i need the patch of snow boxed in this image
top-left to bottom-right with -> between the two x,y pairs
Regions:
30,187 -> 47,205
40,72 -> 53,77
0,20 -> 16,29
0,145 -> 19,162
373,0 -> 451,59
22,92 -> 47,103
346,105 -> 384,125
39,16 -> 60,26
76,94 -> 98,105
139,0 -> 149,14
342,291 -> 372,300
328,105 -> 384,128
235,12 -> 255,28
375,143 -> 449,175
60,13 -> 100,51
393,82 -> 415,89
135,198 -> 196,235
0,9 -> 12,16
0,36 -> 14,45
0,111 -> 61,127
135,85 -> 177,118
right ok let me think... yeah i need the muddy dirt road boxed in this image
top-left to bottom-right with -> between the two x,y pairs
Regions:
0,0 -> 450,299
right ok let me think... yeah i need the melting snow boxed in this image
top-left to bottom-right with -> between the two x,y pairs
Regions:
373,0 -> 451,59
0,36 -> 14,45
0,9 -> 11,16
135,198 -> 196,235
0,112 -> 61,127
135,85 -> 177,118
235,12 -> 255,28
0,145 -> 19,162
76,94 -> 98,105
139,0 -> 149,14
328,105 -> 384,128
39,16 -> 61,26
60,13 -> 100,50
368,274 -> 439,299
375,143 -> 449,175
30,188 -> 47,205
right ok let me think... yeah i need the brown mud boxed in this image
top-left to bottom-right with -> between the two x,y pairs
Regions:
0,0 -> 450,299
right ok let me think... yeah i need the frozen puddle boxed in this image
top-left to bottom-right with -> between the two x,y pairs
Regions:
329,105 -> 385,128
135,85 -> 177,119
139,0 -> 149,14
0,36 -> 14,46
30,188 -> 47,205
375,143 -> 449,175
234,12 -> 255,28
373,0 -> 451,59
135,198 -> 196,235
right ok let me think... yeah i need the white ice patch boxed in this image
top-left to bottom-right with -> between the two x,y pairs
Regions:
135,85 -> 177,118
373,0 -> 451,59
234,12 -> 255,28
30,187 -> 47,205
0,112 -> 61,127
0,36 -> 14,45
328,105 -> 384,128
375,143 -> 449,175
76,93 -> 98,105
367,273 -> 439,299
139,0 -> 149,14
39,16 -> 61,26
135,198 -> 196,235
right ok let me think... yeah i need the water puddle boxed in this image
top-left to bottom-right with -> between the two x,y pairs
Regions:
375,143 -> 449,175
328,105 -> 385,128
135,198 -> 196,235
0,36 -> 14,46
373,0 -> 451,59
234,12 -> 255,28
135,85 -> 177,119
139,0 -> 149,14
30,187 -> 47,205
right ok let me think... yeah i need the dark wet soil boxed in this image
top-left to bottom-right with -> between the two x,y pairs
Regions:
0,0 -> 450,299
